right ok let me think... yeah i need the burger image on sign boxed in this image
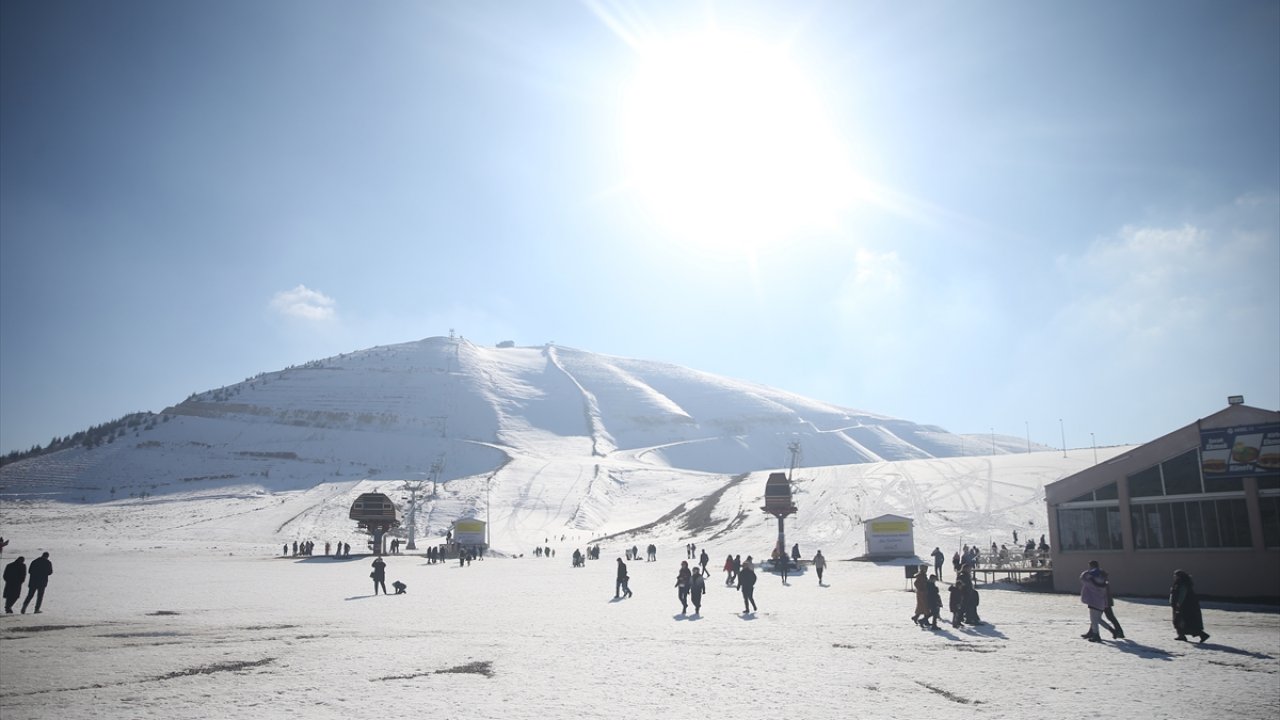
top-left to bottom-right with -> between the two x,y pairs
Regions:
1231,436 -> 1262,464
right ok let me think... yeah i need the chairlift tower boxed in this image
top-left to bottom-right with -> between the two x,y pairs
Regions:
400,480 -> 426,550
762,472 -> 798,570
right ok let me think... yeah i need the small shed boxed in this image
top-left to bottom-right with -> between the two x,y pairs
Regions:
451,517 -> 486,547
863,514 -> 916,558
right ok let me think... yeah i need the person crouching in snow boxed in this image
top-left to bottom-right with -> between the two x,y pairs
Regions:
392,580 -> 407,595
1080,560 -> 1117,642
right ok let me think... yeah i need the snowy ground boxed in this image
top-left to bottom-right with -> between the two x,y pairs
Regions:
1,535 -> 1277,720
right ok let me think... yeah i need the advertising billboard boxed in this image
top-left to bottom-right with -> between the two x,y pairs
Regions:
1199,422 -> 1280,479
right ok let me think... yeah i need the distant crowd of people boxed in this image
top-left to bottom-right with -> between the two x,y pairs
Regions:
0,529 -> 1216,646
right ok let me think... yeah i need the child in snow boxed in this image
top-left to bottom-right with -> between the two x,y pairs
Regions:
392,581 -> 407,594
948,583 -> 964,628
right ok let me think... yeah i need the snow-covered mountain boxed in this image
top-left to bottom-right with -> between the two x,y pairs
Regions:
1,336 -> 1075,554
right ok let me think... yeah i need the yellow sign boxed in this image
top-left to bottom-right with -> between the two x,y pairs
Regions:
870,521 -> 910,533
454,520 -> 485,533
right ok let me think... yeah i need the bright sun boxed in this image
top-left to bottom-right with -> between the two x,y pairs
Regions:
620,30 -> 853,252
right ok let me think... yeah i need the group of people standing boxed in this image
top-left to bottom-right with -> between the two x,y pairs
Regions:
285,540 -> 351,557
911,563 -> 982,630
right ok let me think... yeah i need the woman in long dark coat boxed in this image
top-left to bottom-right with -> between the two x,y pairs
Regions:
3,556 -> 26,613
1170,569 -> 1208,643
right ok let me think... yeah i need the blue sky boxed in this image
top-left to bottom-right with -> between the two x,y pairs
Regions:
2,1 -> 1277,455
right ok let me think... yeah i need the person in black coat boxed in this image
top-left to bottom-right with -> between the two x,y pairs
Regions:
370,557 -> 387,595
22,552 -> 52,614
3,556 -> 26,613
675,561 -> 692,614
615,558 -> 632,598
1170,569 -> 1209,643
737,558 -> 758,613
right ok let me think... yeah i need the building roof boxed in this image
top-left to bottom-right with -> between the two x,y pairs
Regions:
865,513 -> 912,523
1045,403 -> 1279,504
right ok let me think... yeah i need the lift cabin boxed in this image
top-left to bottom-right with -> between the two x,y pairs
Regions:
349,493 -> 402,555
761,472 -> 797,517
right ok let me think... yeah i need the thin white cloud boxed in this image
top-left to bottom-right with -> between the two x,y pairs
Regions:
269,285 -> 337,321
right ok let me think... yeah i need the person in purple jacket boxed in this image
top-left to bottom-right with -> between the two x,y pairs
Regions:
1080,560 -> 1118,642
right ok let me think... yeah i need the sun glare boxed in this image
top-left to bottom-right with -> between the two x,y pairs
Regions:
620,30 -> 853,252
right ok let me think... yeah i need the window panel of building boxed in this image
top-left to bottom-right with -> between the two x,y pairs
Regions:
1057,506 -> 1122,551
1258,474 -> 1280,491
1203,475 -> 1244,493
1171,502 -> 1189,547
1201,500 -> 1221,548
1102,506 -> 1122,549
1185,501 -> 1206,547
1068,482 -> 1120,503
1161,450 -> 1203,495
1128,466 -> 1164,497
1131,499 -> 1250,550
1225,499 -> 1252,547
1261,496 -> 1280,547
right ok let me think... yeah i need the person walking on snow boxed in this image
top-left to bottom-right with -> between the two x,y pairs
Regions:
723,554 -> 735,585
698,549 -> 710,577
812,550 -> 826,584
689,569 -> 706,614
615,558 -> 632,599
675,561 -> 692,615
1170,569 -> 1209,643
737,557 -> 758,614
923,575 -> 943,630
1080,560 -> 1117,642
1100,568 -> 1124,638
931,547 -> 945,579
21,552 -> 52,614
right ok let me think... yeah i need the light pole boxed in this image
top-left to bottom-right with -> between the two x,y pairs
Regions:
1025,421 -> 1031,454
1060,419 -> 1067,458
1091,432 -> 1097,465
991,428 -> 996,454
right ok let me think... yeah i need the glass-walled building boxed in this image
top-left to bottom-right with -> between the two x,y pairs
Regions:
1045,401 -> 1279,599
